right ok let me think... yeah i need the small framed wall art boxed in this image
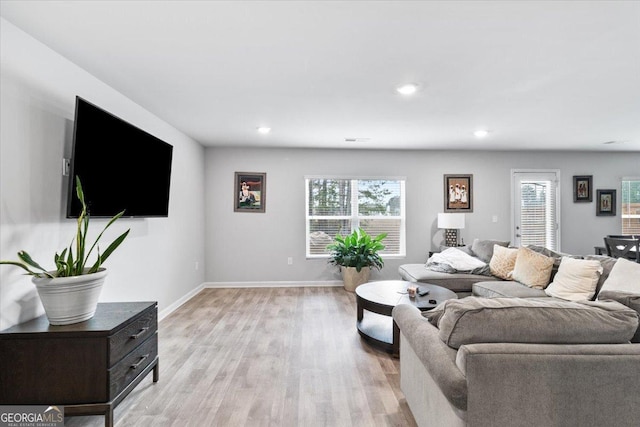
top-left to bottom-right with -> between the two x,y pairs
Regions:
596,189 -> 616,216
234,172 -> 266,213
444,174 -> 473,212
573,175 -> 592,202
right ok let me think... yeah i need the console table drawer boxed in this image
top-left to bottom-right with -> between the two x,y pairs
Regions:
109,332 -> 158,398
109,307 -> 157,365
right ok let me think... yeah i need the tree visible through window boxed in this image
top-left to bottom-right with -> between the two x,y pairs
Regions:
306,178 -> 405,257
622,178 -> 640,235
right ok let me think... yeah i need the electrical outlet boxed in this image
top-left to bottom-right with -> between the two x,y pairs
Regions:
194,261 -> 199,270
492,215 -> 498,223
287,257 -> 293,265
62,158 -> 71,176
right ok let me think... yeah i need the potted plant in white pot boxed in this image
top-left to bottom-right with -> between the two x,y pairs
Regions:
327,228 -> 387,292
0,176 -> 129,325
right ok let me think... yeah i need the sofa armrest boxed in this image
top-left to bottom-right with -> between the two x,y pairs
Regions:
456,343 -> 640,427
392,304 -> 467,410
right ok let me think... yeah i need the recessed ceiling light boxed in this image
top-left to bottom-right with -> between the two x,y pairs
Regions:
257,127 -> 271,134
474,130 -> 489,138
396,83 -> 418,96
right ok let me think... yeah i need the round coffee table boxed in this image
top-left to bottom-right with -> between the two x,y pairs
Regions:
355,280 -> 457,356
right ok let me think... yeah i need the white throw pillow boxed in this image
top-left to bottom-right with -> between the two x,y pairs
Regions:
599,258 -> 640,294
545,257 -> 603,301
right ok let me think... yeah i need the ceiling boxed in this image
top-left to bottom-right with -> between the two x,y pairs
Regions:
1,1 -> 639,151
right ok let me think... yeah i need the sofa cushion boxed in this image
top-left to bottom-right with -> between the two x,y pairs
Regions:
472,280 -> 548,298
599,257 -> 640,294
511,246 -> 555,289
470,239 -> 510,263
597,290 -> 640,343
489,245 -> 518,280
398,264 -> 500,294
544,257 -> 603,301
433,297 -> 639,349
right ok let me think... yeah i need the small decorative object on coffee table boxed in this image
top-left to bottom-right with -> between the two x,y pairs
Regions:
355,280 -> 457,356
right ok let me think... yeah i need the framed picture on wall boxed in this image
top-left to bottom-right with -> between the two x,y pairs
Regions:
596,189 -> 616,216
444,174 -> 473,212
573,175 -> 592,202
234,172 -> 266,213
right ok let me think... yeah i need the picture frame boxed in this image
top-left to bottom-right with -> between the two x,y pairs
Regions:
596,189 -> 616,216
444,174 -> 473,212
573,175 -> 592,202
234,172 -> 266,213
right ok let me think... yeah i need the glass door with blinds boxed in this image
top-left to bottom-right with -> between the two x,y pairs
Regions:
512,170 -> 560,251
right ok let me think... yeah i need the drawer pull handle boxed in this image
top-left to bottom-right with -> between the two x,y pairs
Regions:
130,327 -> 149,339
131,354 -> 150,370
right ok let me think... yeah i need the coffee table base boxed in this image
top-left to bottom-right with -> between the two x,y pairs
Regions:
355,280 -> 457,357
356,311 -> 400,355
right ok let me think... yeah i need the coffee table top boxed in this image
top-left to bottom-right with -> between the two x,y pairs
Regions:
356,280 -> 457,311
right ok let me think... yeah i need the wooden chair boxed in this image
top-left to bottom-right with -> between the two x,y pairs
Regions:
603,237 -> 640,262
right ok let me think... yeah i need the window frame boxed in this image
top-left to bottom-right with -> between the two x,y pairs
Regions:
305,176 -> 406,259
621,177 -> 640,235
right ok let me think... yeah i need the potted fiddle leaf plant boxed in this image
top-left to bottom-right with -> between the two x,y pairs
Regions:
327,227 -> 387,292
0,176 -> 130,325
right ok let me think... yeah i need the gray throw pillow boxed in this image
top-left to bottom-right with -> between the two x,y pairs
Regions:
584,255 -> 618,298
470,239 -> 509,263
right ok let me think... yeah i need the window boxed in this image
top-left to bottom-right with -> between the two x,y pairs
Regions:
622,177 -> 640,235
305,177 -> 405,257
511,170 -> 560,251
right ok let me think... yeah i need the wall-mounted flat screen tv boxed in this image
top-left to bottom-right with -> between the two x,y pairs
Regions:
67,96 -> 173,218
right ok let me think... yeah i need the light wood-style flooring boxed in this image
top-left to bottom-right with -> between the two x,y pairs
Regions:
65,287 -> 418,427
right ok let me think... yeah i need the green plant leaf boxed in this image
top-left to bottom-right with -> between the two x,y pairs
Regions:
0,177 -> 129,279
16,251 -> 51,275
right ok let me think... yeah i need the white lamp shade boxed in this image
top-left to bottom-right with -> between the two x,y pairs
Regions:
438,213 -> 465,229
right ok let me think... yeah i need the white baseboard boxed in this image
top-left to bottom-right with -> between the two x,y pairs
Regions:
204,280 -> 343,288
158,283 -> 204,322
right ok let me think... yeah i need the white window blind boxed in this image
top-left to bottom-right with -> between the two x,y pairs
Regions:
306,178 -> 405,257
622,177 -> 640,235
519,179 -> 558,250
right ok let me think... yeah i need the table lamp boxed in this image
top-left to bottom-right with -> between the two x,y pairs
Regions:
438,213 -> 465,247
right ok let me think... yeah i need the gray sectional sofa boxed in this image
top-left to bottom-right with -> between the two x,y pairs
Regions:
394,241 -> 640,427
398,241 -> 612,299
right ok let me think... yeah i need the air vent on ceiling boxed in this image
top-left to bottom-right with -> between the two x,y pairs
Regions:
345,137 -> 371,142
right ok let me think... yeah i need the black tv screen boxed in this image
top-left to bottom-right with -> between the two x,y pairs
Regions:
67,97 -> 173,218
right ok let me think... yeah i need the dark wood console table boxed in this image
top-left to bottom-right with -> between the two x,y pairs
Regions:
0,302 -> 159,427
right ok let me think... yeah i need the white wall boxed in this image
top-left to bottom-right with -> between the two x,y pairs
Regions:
205,147 -> 639,284
0,19 -> 206,329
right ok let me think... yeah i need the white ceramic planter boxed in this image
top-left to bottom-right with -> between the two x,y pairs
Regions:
341,266 -> 371,292
32,269 -> 107,325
